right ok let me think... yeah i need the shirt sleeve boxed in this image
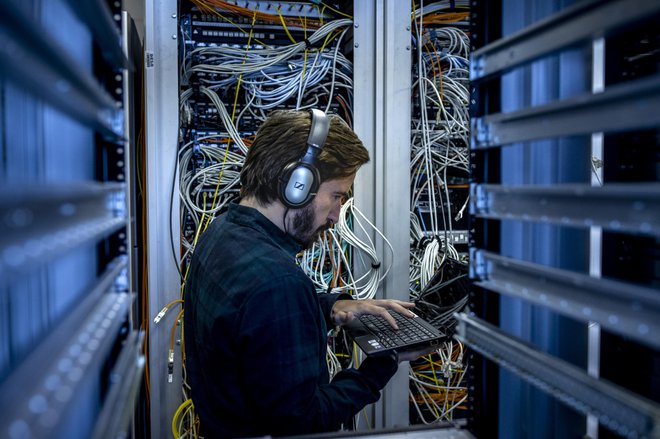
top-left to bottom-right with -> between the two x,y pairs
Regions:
235,274 -> 397,436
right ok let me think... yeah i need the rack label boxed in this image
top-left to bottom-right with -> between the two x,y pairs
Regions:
145,51 -> 155,69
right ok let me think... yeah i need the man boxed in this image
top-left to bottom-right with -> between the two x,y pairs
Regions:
184,109 -> 429,438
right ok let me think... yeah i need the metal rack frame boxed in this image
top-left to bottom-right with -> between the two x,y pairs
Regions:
456,313 -> 660,438
468,0 -> 660,436
0,0 -> 143,437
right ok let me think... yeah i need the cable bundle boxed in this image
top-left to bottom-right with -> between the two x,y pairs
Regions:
178,8 -> 363,298
409,1 -> 471,425
409,1 -> 470,303
409,341 -> 468,424
184,18 -> 351,76
178,132 -> 246,260
298,197 -> 393,300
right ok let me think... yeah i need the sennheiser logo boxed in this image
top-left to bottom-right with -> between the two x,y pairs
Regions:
294,182 -> 305,191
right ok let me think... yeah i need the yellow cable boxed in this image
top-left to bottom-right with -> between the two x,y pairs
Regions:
170,308 -> 185,352
300,14 -> 308,88
203,11 -> 257,232
362,407 -> 371,430
319,1 -> 352,19
317,4 -> 324,25
420,355 -> 440,419
427,354 -> 441,385
179,403 -> 195,438
163,298 -> 184,312
191,0 -> 271,47
154,298 -> 184,324
181,192 -> 208,293
277,6 -> 297,44
321,29 -> 336,52
172,399 -> 194,438
230,10 -> 257,123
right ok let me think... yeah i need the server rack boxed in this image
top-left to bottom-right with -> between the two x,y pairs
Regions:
0,1 -> 144,438
465,0 -> 660,437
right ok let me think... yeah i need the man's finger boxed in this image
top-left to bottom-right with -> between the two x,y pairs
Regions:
373,299 -> 416,317
373,299 -> 415,308
368,305 -> 399,329
393,300 -> 416,308
390,302 -> 416,317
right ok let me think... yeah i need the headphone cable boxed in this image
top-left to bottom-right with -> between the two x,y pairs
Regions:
283,207 -> 290,235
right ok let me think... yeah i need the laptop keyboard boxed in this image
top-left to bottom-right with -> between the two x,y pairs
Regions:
358,310 -> 437,348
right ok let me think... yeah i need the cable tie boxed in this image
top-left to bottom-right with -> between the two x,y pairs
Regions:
450,0 -> 456,9
304,38 -> 313,50
418,236 -> 431,248
371,262 -> 381,269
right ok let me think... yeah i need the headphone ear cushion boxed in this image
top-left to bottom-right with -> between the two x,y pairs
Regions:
279,161 -> 320,208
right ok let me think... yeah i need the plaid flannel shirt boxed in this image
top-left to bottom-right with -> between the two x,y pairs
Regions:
184,202 -> 397,438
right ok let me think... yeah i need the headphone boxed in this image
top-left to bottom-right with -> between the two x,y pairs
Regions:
278,109 -> 330,208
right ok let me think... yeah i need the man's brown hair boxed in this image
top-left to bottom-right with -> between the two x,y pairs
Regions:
240,110 -> 370,205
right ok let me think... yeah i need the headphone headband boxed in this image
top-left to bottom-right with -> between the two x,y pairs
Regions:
307,109 -> 330,150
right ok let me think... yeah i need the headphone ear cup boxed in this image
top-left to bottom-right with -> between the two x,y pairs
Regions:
279,161 -> 320,208
278,109 -> 328,209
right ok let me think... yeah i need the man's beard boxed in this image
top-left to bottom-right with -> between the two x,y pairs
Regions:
290,204 -> 332,249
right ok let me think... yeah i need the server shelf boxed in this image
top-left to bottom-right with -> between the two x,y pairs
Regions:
62,0 -> 132,69
470,0 -> 660,81
90,331 -> 145,439
468,0 -> 660,437
0,183 -> 127,284
455,313 -> 660,438
472,75 -> 660,148
471,183 -> 660,236
471,249 -> 660,350
0,0 -> 123,138
0,258 -> 131,437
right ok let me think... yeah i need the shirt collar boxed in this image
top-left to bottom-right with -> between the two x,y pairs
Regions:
227,202 -> 302,257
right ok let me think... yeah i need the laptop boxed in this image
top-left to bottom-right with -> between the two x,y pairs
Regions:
343,309 -> 448,357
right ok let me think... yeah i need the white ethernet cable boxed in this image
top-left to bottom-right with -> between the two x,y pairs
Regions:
186,19 -> 352,77
298,198 -> 393,301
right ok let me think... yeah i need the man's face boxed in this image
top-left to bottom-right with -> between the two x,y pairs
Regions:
289,174 -> 354,248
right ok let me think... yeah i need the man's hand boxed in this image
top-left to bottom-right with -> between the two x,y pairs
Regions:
331,299 -> 416,329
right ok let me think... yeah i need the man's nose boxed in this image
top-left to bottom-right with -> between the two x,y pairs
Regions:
328,204 -> 341,225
